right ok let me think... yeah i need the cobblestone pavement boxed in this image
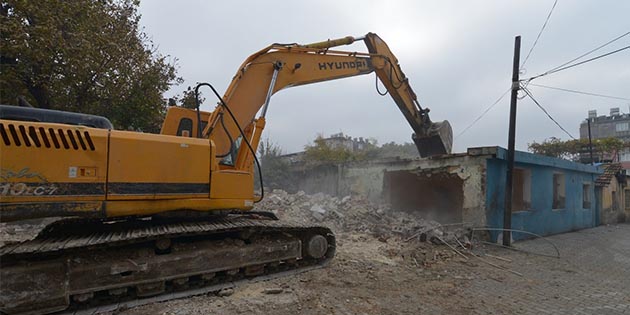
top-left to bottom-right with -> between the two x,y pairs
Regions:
465,224 -> 630,315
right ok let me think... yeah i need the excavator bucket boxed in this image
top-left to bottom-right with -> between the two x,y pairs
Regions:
413,120 -> 453,158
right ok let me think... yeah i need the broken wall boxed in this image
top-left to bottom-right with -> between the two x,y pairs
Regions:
383,169 -> 464,223
287,164 -> 340,196
285,154 -> 489,227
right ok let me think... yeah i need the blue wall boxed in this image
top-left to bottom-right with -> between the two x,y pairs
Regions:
485,148 -> 601,241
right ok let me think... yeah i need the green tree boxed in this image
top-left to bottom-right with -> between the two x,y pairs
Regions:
304,134 -> 421,164
172,86 -> 205,109
528,137 -> 572,159
375,141 -> 419,158
303,134 -> 357,164
0,0 -> 181,132
528,137 -> 626,161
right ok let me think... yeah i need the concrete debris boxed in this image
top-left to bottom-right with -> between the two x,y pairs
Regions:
262,288 -> 284,294
0,218 -> 63,246
309,204 -> 326,214
1,190 -> 466,250
217,288 -> 235,297
256,189 -> 465,241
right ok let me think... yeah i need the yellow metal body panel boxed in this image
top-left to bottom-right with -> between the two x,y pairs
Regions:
210,170 -> 254,200
0,118 -> 258,221
0,121 -> 109,203
107,130 -> 211,200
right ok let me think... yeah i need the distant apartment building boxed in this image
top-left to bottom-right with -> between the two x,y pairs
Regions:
279,132 -> 371,164
322,132 -> 371,152
579,107 -> 630,163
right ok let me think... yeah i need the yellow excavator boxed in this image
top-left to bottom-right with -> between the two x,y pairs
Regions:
0,33 -> 452,314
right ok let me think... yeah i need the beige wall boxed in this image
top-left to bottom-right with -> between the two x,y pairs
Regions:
600,176 -> 628,224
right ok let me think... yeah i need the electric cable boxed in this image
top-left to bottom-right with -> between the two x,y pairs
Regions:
546,30 -> 630,74
526,44 -> 630,81
521,0 -> 559,69
521,85 -> 576,139
529,83 -> 630,101
455,88 -> 511,139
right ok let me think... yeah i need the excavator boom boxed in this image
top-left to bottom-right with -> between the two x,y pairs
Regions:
194,33 -> 452,159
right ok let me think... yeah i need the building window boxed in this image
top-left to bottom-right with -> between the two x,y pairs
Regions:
616,122 -> 629,132
512,168 -> 532,211
612,190 -> 619,211
552,173 -> 566,209
582,184 -> 591,209
625,189 -> 630,210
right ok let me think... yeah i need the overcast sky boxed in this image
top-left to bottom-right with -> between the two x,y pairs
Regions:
139,1 -> 629,154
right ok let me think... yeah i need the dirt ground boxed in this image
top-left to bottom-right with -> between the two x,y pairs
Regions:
114,190 -> 501,315
117,231 -> 488,315
8,190 -> 612,314
117,222 -> 630,315
0,190 -> 505,315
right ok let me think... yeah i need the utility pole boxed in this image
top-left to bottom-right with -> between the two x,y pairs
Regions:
587,118 -> 594,165
503,36 -> 521,247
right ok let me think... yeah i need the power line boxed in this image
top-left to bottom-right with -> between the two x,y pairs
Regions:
527,44 -> 630,81
547,30 -> 630,74
521,0 -> 559,68
529,83 -> 630,101
521,85 -> 576,139
455,88 -> 511,139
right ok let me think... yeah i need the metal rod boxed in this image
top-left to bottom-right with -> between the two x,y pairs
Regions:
435,235 -> 468,260
504,36 -> 521,247
484,253 -> 512,262
473,227 -> 561,258
261,62 -> 282,118
472,252 -> 523,277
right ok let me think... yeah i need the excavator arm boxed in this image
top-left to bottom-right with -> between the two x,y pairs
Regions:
362,33 -> 453,157
200,32 -> 452,159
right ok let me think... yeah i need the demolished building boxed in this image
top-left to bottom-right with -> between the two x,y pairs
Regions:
280,146 -> 629,241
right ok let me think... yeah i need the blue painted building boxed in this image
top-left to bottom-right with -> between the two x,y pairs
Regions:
474,147 -> 603,241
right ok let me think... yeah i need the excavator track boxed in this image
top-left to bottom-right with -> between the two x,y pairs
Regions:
0,213 -> 335,315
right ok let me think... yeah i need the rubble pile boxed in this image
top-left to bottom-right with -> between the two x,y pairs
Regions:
1,190 -> 466,247
255,189 -> 461,241
0,218 -> 59,246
